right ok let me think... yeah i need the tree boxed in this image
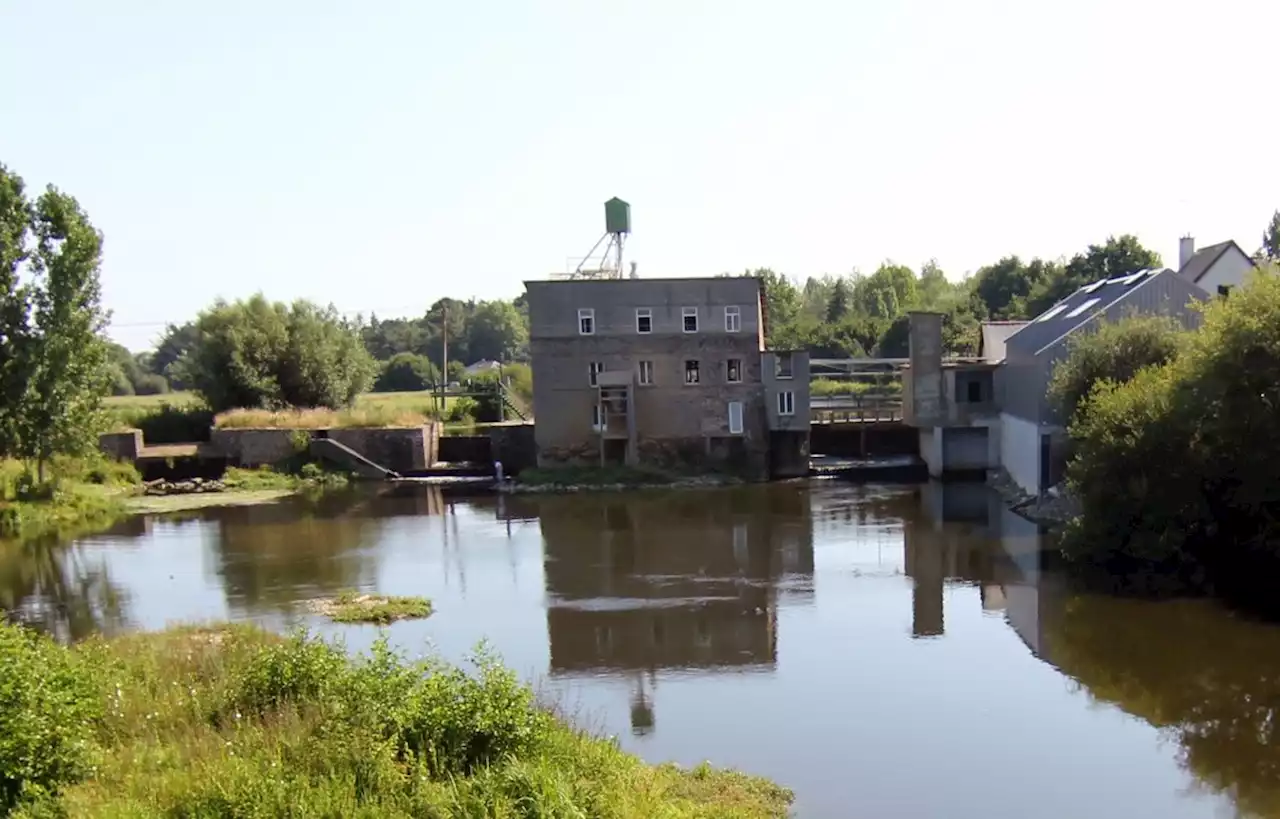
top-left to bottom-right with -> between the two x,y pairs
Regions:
972,256 -> 1059,319
0,165 -> 33,455
19,186 -> 113,479
149,321 -> 197,389
1047,314 -> 1187,424
826,279 -> 851,323
1261,210 -> 1280,263
1063,272 -> 1280,608
1027,235 -> 1159,316
373,352 -> 439,393
185,295 -> 375,412
467,300 -> 528,363
746,269 -> 802,347
916,259 -> 951,309
855,263 -> 918,319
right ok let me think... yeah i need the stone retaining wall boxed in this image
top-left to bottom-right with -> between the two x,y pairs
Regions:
327,426 -> 435,472
99,430 -> 143,461
208,428 -> 302,467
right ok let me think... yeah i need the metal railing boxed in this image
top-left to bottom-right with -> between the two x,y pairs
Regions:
810,394 -> 904,424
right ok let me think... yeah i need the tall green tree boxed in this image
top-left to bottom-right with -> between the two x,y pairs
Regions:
1027,235 -> 1159,316
0,165 -> 33,455
825,279 -> 850,323
467,300 -> 528,363
1261,210 -> 1280,263
186,295 -> 375,412
20,187 -> 112,479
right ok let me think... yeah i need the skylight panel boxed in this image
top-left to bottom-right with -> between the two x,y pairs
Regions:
1064,297 -> 1101,319
1035,303 -> 1071,322
1082,280 -> 1107,294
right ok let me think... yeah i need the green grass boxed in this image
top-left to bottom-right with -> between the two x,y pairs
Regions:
1,622 -> 792,817
308,591 -> 434,625
810,377 -> 903,397
0,457 -> 140,542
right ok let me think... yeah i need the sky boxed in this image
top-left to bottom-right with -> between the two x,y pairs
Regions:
3,0 -> 1278,351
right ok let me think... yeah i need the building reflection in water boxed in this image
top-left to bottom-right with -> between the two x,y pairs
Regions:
534,486 -> 815,735
904,480 -> 1052,645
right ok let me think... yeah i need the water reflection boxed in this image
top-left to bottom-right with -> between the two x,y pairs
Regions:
8,480 -> 1280,817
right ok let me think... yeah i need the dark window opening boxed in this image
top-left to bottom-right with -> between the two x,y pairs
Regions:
684,360 -> 700,384
966,380 -> 983,403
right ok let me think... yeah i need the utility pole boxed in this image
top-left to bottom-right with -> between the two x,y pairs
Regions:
439,304 -> 449,415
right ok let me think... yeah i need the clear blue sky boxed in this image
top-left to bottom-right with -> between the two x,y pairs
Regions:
3,0 -> 1277,351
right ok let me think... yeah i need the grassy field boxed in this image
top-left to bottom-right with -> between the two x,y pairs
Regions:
104,390 -> 462,414
1,622 -> 792,817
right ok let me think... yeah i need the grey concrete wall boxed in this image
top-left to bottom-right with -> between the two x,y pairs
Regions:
209,428 -> 300,467
328,427 -> 433,472
490,422 -> 536,474
99,430 -> 143,461
761,351 -> 810,430
210,425 -> 436,472
906,312 -> 944,426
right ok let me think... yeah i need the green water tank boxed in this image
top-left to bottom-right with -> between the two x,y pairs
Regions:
605,197 -> 631,235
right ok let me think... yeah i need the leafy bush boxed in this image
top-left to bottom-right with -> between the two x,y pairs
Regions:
106,401 -> 214,443
10,624 -> 791,816
446,396 -> 478,424
131,372 -> 169,396
1048,313 -> 1188,423
185,295 -> 377,413
0,622 -> 100,812
1062,269 -> 1280,608
373,352 -> 439,393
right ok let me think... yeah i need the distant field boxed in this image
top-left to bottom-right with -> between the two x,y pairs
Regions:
104,390 -> 461,413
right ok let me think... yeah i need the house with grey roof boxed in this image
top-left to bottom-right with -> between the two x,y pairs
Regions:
904,267 -> 1210,493
1176,236 -> 1256,296
999,267 -> 1208,494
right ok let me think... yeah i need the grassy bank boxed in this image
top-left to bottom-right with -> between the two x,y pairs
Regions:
0,457 -> 140,542
1,622 -> 792,817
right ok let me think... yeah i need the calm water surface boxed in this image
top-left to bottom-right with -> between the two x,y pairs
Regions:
3,480 -> 1279,818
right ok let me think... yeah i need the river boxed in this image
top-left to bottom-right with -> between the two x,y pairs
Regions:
3,480 -> 1278,818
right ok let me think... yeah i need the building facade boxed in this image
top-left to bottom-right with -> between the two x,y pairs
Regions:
524,276 -> 809,479
905,267 -> 1211,494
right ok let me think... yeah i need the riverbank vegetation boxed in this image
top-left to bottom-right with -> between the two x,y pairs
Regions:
0,456 -> 138,541
0,621 -> 792,817
1056,268 -> 1280,610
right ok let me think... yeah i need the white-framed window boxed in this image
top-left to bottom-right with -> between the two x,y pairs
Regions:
578,308 -> 595,335
682,307 -> 699,333
726,358 -> 742,383
591,403 -> 604,431
728,401 -> 744,434
777,390 -> 795,416
684,359 -> 700,384
724,305 -> 741,333
775,352 -> 794,379
588,361 -> 604,387
638,360 -> 654,385
636,308 -> 652,333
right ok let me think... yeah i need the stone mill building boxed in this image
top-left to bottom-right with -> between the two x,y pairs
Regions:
523,274 -> 810,480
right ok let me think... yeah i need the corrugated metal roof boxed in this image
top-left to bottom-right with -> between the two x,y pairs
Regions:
979,321 -> 1028,362
1005,268 -> 1169,355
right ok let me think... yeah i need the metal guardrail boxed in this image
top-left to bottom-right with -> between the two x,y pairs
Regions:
811,395 -> 904,424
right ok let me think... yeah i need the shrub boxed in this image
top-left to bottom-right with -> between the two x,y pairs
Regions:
373,353 -> 439,393
106,402 -> 214,443
224,631 -> 348,719
185,295 -> 377,413
446,396 -> 478,424
0,622 -> 100,811
1048,313 -> 1187,424
132,372 -> 169,396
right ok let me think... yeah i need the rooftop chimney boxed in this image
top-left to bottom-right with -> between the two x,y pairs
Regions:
1179,235 -> 1196,270
629,261 -> 638,279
